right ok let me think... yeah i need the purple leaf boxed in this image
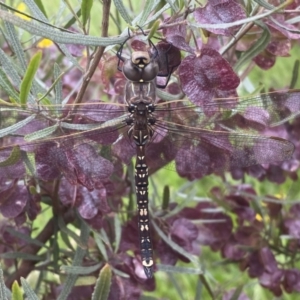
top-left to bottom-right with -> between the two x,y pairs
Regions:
0,185 -> 28,218
170,218 -> 199,253
194,0 -> 246,36
179,49 -> 240,106
222,289 -> 250,300
284,269 -> 300,293
267,40 -> 291,56
253,53 -> 276,70
59,178 -> 110,220
37,142 -> 114,190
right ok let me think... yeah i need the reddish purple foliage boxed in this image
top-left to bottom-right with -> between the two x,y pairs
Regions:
0,1 -> 300,298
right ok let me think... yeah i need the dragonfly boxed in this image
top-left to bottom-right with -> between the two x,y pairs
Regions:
0,35 -> 298,279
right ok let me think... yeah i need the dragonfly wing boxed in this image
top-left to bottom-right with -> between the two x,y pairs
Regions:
155,90 -> 300,129
0,102 -> 130,189
146,120 -> 294,179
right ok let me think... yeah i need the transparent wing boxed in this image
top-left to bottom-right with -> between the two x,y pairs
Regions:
0,101 -> 131,188
145,119 -> 294,179
155,90 -> 300,129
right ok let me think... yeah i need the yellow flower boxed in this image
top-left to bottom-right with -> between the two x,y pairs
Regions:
37,39 -> 54,48
15,3 -> 30,21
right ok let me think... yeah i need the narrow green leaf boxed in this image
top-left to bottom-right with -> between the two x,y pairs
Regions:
166,0 -> 178,11
57,220 -> 89,300
91,264 -> 112,300
0,252 -> 42,261
0,146 -> 21,167
162,185 -> 170,210
61,263 -> 102,275
229,285 -> 244,300
22,0 -> 82,70
37,93 -> 52,106
113,0 -> 132,24
81,0 -> 93,27
4,17 -> 27,74
157,264 -> 203,275
20,51 -> 42,106
253,0 -> 275,9
5,227 -> 47,249
0,68 -> 20,101
24,124 -> 58,141
290,60 -> 299,89
0,47 -> 22,89
139,0 -> 155,26
152,220 -> 202,269
94,231 -> 108,261
20,278 -> 39,300
33,0 -> 47,17
74,276 -> 96,286
0,265 -> 8,300
54,63 -> 63,106
58,216 -> 86,248
143,1 -> 172,26
60,231 -> 75,251
12,281 -> 23,300
147,20 -> 160,40
199,274 -> 214,299
60,122 -> 107,131
0,114 -> 36,138
114,215 -> 121,253
0,10 -> 126,46
64,9 -> 82,29
234,21 -> 270,71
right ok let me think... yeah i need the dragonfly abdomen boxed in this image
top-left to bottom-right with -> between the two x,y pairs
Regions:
135,146 -> 153,278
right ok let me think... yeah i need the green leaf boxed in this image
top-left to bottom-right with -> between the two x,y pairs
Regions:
94,231 -> 108,261
61,263 -> 102,275
0,146 -> 21,167
5,227 -> 47,249
229,285 -> 244,300
152,220 -> 202,269
253,0 -> 274,9
290,60 -> 299,89
57,220 -> 89,300
234,21 -> 270,71
91,264 -> 112,300
162,185 -> 170,210
20,51 -> 42,106
20,278 -> 39,300
113,0 -> 132,24
33,0 -> 48,17
58,216 -> 86,248
54,63 -> 63,105
157,264 -> 203,275
81,0 -> 93,27
64,9 -> 82,29
0,265 -> 8,300
12,281 -> 23,300
74,276 -> 96,286
0,68 -> 20,101
24,124 -> 58,141
0,9 -> 126,46
0,47 -> 22,89
114,215 -> 121,253
139,0 -> 155,26
0,252 -> 42,261
147,20 -> 160,40
0,114 -> 36,138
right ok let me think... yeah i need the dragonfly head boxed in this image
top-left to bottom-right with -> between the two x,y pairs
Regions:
123,51 -> 159,83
